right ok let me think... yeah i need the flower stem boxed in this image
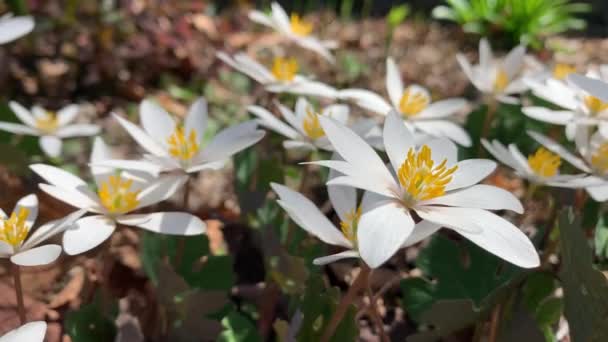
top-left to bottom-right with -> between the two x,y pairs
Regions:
480,97 -> 498,154
488,302 -> 502,342
12,264 -> 26,324
174,177 -> 191,266
366,285 -> 389,342
320,264 -> 371,342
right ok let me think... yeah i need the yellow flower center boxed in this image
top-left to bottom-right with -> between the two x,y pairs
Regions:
528,147 -> 561,178
591,143 -> 608,174
271,57 -> 298,82
290,14 -> 313,36
98,175 -> 140,214
397,145 -> 458,204
0,208 -> 30,247
399,87 -> 430,117
167,126 -> 200,161
584,95 -> 608,114
552,63 -> 576,80
302,108 -> 325,140
339,207 -> 361,245
493,68 -> 509,93
35,111 -> 59,133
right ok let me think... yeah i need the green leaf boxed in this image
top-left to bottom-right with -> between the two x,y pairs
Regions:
218,311 -> 263,342
594,211 -> 608,260
64,294 -> 117,342
387,4 -> 410,29
535,297 -> 563,326
557,209 -> 608,342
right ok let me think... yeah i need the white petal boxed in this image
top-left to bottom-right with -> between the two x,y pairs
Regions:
503,45 -> 525,79
117,212 -> 206,235
508,143 -> 534,174
0,122 -> 37,135
55,124 -> 100,138
63,215 -> 116,255
0,321 -> 46,342
8,101 -> 35,126
56,104 -> 79,126
275,101 -> 303,133
216,52 -> 272,84
22,209 -> 87,249
587,183 -> 608,201
90,137 -> 115,187
113,113 -> 167,156
275,81 -> 339,99
271,183 -> 352,248
248,10 -> 274,28
283,140 -> 315,151
90,159 -> 163,176
339,88 -> 392,115
421,184 -> 523,213
328,169 -> 357,223
445,159 -> 496,191
456,54 -> 481,90
313,250 -> 359,265
417,98 -> 467,119
386,57 -> 404,107
0,209 -> 5,219
479,38 -> 493,72
11,245 -> 62,266
402,220 -> 442,247
135,174 -> 189,210
199,121 -> 265,163
481,139 -> 521,172
295,37 -> 336,64
423,137 -> 458,166
569,74 -> 608,103
0,15 -> 34,44
30,163 -> 88,189
13,194 -> 38,228
522,107 -> 574,125
413,120 -> 472,147
185,97 -> 208,144
39,136 -> 62,157
185,160 -> 227,173
415,206 -> 483,234
270,2 -> 290,33
0,241 -> 13,257
140,99 -> 176,146
528,130 -> 590,172
247,105 -> 299,139
38,184 -> 100,211
384,111 -> 414,172
323,104 -> 349,125
357,201 -> 414,268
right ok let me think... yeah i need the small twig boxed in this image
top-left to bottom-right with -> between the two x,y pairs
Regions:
12,264 -> 26,324
365,286 -> 389,342
488,302 -> 502,342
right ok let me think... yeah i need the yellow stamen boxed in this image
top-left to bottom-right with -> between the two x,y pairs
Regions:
552,63 -> 576,80
167,126 -> 200,161
339,207 -> 361,245
397,145 -> 458,204
584,95 -> 608,114
35,111 -> 59,133
302,108 -> 325,140
98,175 -> 140,214
399,87 -> 430,117
0,208 -> 30,247
271,57 -> 298,82
591,143 -> 608,174
290,14 -> 313,37
493,68 -> 509,93
528,147 -> 561,178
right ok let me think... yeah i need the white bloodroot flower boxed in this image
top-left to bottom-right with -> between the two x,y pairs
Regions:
30,138 -> 206,255
481,138 -> 593,188
311,111 -> 539,269
247,97 -> 377,152
339,57 -> 471,146
523,69 -> 608,140
0,194 -> 84,266
248,2 -> 337,63
217,52 -> 338,98
0,102 -> 100,158
457,38 -> 527,104
0,321 -> 46,342
528,130 -> 608,201
96,98 -> 265,196
0,13 -> 34,44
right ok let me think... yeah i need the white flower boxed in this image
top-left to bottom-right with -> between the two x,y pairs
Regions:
310,111 -> 538,269
523,69 -> 608,140
339,57 -> 471,146
94,98 -> 265,197
481,138 -> 593,188
247,97 -> 378,152
0,194 -> 84,266
457,38 -> 527,104
0,102 -> 100,158
0,321 -> 46,342
248,2 -> 337,63
30,138 -> 206,255
528,130 -> 608,201
216,52 -> 338,98
0,13 -> 34,44
569,72 -> 608,104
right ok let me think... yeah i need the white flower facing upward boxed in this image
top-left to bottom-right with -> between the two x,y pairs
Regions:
481,138 -> 593,188
0,194 -> 84,266
217,52 -> 338,98
457,38 -> 527,104
95,98 -> 265,197
0,102 -> 100,158
310,111 -> 539,269
339,57 -> 471,146
247,97 -> 377,152
528,130 -> 608,201
523,69 -> 608,140
0,13 -> 34,44
0,321 -> 46,342
248,2 -> 337,63
30,138 -> 206,255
